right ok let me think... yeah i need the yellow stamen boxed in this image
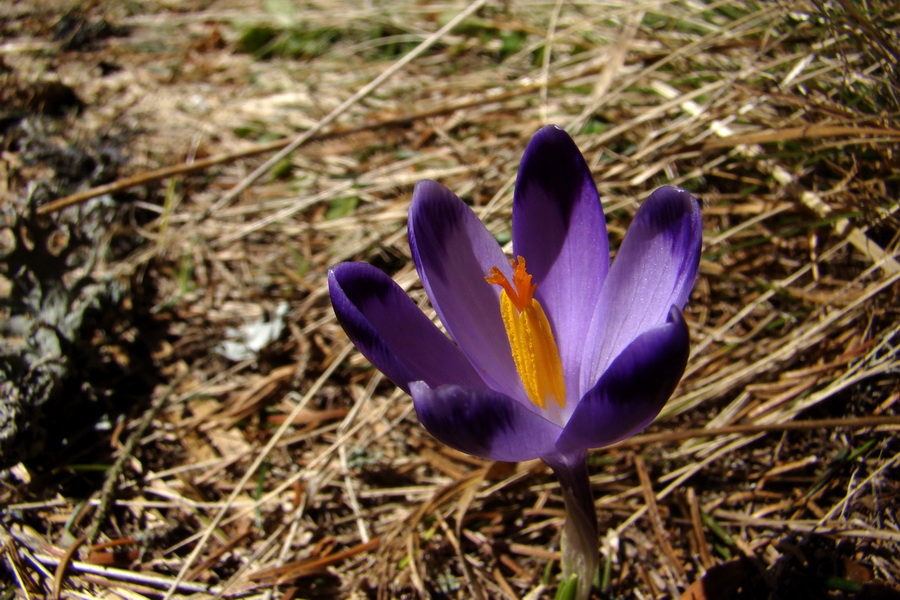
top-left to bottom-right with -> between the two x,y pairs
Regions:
485,257 -> 566,410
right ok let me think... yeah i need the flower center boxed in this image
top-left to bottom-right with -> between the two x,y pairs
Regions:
485,256 -> 566,410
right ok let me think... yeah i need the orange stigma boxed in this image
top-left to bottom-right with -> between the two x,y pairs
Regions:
484,256 -> 536,312
485,256 -> 566,410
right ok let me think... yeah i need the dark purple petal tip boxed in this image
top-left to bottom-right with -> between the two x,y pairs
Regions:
328,262 -> 483,392
411,382 -> 562,462
408,180 -> 473,284
559,306 -> 690,454
513,126 -> 607,268
514,126 -> 600,224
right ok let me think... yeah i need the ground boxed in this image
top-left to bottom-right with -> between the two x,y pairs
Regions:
1,1 -> 899,599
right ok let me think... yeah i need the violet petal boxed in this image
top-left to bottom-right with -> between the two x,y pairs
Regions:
512,126 -> 609,398
329,262 -> 484,393
581,186 -> 701,390
408,180 -> 524,400
411,381 -> 562,462
558,307 -> 689,454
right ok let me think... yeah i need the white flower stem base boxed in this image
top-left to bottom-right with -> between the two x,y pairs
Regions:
545,450 -> 599,600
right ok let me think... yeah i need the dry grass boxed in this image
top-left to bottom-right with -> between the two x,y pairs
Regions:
1,0 -> 899,599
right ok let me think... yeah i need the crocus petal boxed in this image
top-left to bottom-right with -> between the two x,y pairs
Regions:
408,180 -> 524,400
512,126 -> 609,398
581,186 -> 701,391
328,262 -> 485,393
411,381 -> 562,462
557,307 -> 689,454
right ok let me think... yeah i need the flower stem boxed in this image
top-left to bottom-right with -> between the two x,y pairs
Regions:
545,451 -> 598,600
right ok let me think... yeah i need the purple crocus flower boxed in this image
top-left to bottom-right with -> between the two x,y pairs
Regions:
329,125 -> 702,598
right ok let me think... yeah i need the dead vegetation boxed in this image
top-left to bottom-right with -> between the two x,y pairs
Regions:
1,0 -> 899,599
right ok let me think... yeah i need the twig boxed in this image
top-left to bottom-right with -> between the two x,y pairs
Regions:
710,512 -> 900,543
613,415 -> 900,541
634,455 -> 686,588
538,0 -> 564,125
86,369 -> 191,544
819,448 -> 900,524
698,124 -> 900,149
246,537 -> 381,584
51,535 -> 85,599
29,552 -> 226,595
615,415 -> 900,448
3,533 -> 38,600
